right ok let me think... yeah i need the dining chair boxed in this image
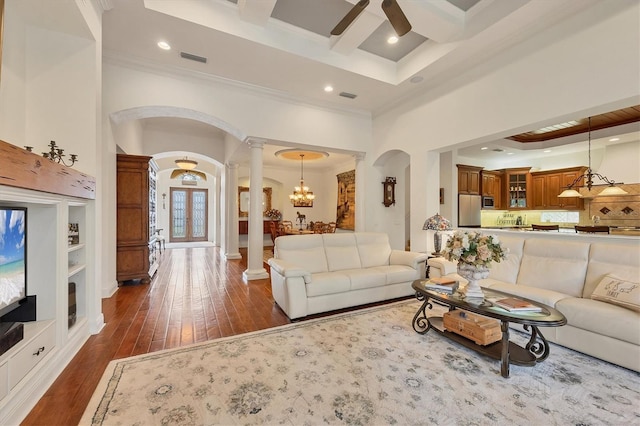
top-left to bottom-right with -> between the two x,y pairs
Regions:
281,221 -> 293,232
575,225 -> 610,234
531,224 -> 559,231
313,222 -> 325,234
269,221 -> 279,245
327,222 -> 337,233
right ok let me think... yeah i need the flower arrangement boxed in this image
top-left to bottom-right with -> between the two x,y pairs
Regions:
265,209 -> 281,220
442,230 -> 507,267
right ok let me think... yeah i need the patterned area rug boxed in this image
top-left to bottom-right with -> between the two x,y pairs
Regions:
81,300 -> 639,425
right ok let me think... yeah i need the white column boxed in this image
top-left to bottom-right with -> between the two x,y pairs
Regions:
243,139 -> 269,281
411,151 -> 440,253
224,162 -> 241,259
214,169 -> 221,247
354,152 -> 366,231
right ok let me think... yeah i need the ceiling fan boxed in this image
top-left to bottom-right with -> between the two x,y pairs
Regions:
331,0 -> 412,37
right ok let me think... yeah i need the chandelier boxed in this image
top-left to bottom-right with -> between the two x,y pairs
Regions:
558,117 -> 628,198
290,154 -> 315,207
175,158 -> 198,170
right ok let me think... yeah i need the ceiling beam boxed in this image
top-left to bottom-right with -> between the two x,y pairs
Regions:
237,0 -> 277,26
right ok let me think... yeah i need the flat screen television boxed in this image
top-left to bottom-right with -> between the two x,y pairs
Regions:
0,206 -> 27,318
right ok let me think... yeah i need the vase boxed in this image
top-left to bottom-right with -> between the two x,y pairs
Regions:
457,262 -> 489,299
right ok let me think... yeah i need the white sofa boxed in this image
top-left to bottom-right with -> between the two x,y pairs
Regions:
428,231 -> 640,372
268,232 -> 428,320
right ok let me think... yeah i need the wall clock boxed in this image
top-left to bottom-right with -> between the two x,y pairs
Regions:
382,177 -> 396,207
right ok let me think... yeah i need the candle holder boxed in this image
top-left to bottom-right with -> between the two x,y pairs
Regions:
26,141 -> 78,167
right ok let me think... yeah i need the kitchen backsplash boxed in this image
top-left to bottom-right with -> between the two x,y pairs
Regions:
481,183 -> 639,228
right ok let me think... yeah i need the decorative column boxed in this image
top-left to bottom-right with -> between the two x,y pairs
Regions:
243,139 -> 269,281
224,162 -> 241,260
214,169 -> 221,247
354,152 -> 366,231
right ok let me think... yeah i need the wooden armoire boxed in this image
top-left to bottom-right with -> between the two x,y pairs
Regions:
116,154 -> 157,283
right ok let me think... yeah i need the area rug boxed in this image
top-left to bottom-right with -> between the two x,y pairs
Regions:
80,300 -> 639,425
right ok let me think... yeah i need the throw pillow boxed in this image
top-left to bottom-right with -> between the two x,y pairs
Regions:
591,275 -> 640,312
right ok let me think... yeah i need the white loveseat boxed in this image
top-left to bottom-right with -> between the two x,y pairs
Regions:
428,230 -> 640,372
268,232 -> 428,320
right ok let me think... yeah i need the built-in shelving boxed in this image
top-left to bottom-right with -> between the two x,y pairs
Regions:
0,141 -> 98,424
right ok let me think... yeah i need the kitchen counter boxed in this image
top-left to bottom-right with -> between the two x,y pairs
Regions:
481,226 -> 640,236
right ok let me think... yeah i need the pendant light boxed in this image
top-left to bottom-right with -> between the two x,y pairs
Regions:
289,154 -> 315,207
558,117 -> 627,198
175,158 -> 198,170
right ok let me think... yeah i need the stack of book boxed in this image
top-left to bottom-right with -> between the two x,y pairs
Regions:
424,277 -> 459,293
492,297 -> 542,312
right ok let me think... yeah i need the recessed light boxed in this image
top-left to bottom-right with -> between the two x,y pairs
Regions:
324,85 -> 334,93
409,76 -> 423,84
543,149 -> 552,153
480,147 -> 488,150
609,137 -> 620,142
507,152 -> 514,155
157,41 -> 171,50
387,36 -> 399,44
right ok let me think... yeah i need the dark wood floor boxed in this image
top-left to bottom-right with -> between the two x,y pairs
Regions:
22,246 -> 290,425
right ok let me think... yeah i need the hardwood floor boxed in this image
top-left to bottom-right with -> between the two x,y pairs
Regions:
21,246 -> 290,425
22,245 -> 408,425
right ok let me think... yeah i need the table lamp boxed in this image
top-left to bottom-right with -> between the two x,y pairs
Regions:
422,213 -> 452,255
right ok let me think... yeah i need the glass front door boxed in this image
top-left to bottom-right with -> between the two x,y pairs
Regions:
170,188 -> 208,242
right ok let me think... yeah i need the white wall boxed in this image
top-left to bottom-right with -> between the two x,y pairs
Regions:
102,62 -> 372,152
372,1 -> 640,252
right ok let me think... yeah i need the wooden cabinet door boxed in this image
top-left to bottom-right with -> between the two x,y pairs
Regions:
545,173 -> 563,209
531,175 -> 546,209
458,165 -> 482,195
458,169 -> 470,193
493,174 -> 503,209
116,154 -> 152,283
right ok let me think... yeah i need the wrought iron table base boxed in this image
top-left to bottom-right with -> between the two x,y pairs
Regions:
411,294 -> 552,378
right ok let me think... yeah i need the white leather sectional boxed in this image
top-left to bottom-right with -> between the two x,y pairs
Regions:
428,231 -> 640,372
268,232 -> 428,320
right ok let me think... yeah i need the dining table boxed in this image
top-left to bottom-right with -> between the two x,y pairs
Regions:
284,229 -> 314,235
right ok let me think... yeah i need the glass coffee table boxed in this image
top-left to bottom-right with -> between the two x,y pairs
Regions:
411,279 -> 567,378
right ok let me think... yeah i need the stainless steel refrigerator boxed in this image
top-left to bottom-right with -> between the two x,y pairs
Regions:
458,194 -> 482,227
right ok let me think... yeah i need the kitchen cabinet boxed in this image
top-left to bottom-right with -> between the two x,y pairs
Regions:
116,154 -> 154,284
458,165 -> 483,195
531,167 -> 587,210
481,170 -> 503,209
505,168 -> 531,209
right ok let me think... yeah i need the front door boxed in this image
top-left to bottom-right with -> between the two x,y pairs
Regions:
170,188 -> 208,242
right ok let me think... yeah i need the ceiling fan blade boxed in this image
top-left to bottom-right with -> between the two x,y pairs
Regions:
331,0 -> 370,36
381,0 -> 412,37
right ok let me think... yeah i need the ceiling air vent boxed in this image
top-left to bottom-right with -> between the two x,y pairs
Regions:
339,92 -> 357,99
180,52 -> 207,64
492,148 -> 505,152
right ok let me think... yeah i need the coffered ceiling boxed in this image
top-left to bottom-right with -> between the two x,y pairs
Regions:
97,0 -> 638,168
102,0 -> 603,114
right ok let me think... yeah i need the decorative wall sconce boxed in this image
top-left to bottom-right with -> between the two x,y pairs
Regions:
24,140 -> 78,167
382,177 -> 397,207
162,193 -> 166,209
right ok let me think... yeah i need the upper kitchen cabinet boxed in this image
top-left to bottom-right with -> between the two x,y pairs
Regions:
481,170 -> 503,209
458,165 -> 483,195
531,167 -> 587,210
505,168 -> 531,209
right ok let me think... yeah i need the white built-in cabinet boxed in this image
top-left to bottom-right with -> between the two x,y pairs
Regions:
0,168 -> 97,423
